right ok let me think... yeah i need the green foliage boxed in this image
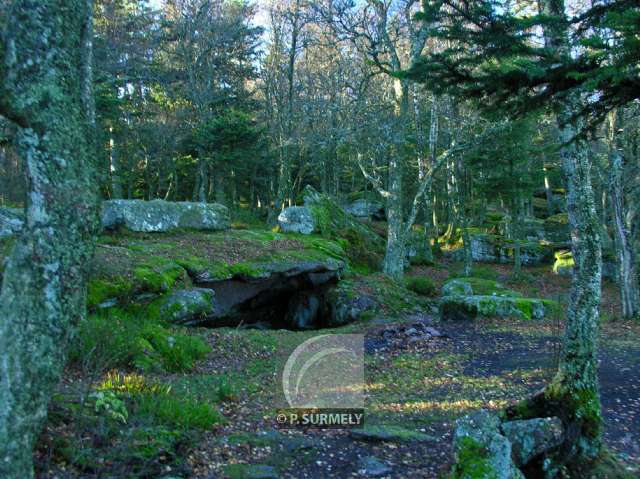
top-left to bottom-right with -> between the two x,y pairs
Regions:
68,309 -> 210,373
405,276 -> 437,297
92,391 -> 129,424
408,1 -> 640,127
133,392 -> 222,430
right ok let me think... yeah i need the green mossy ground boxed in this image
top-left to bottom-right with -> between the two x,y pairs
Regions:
88,229 -> 347,308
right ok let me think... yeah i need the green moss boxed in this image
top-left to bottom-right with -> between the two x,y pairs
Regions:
451,436 -> 498,479
87,277 -> 133,307
514,298 -> 534,320
133,260 -> 186,293
224,464 -> 278,479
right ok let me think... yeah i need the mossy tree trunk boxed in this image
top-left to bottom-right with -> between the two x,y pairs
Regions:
506,3 -> 605,473
0,1 -> 99,477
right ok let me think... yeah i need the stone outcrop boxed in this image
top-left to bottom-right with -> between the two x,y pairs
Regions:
452,410 -> 524,479
102,199 -> 230,233
159,288 -> 218,325
440,295 -> 558,321
86,228 -> 363,330
277,186 -> 385,268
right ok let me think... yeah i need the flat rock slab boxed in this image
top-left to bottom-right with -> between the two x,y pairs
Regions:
102,199 -> 229,232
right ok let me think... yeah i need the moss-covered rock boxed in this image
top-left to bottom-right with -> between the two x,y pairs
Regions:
501,417 -> 563,467
452,410 -> 524,479
440,295 -> 559,321
159,288 -> 218,325
442,278 -> 521,298
301,185 -> 385,268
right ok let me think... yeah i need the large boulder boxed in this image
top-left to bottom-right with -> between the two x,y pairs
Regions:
440,295 -> 558,321
101,199 -> 229,233
501,417 -> 563,467
452,410 -> 524,479
277,206 -> 315,234
0,207 -> 24,239
344,199 -> 385,221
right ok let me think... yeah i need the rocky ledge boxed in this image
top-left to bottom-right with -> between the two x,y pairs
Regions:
87,229 -> 381,330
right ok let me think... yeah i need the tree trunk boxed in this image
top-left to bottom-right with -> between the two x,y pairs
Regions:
384,154 -> 406,280
0,1 -> 99,477
608,110 -> 639,319
508,95 -> 603,474
382,78 -> 410,279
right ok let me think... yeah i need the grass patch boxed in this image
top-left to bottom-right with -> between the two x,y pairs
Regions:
405,276 -> 438,297
68,309 -> 211,373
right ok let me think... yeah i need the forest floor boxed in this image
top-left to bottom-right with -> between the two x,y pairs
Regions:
35,259 -> 640,479
183,306 -> 640,478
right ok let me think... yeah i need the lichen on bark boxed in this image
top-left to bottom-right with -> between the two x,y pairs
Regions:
0,1 -> 99,477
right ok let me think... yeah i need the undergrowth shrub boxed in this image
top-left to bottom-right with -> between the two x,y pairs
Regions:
405,276 -> 438,297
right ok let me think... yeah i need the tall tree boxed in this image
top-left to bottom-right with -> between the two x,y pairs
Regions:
0,1 -> 99,476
